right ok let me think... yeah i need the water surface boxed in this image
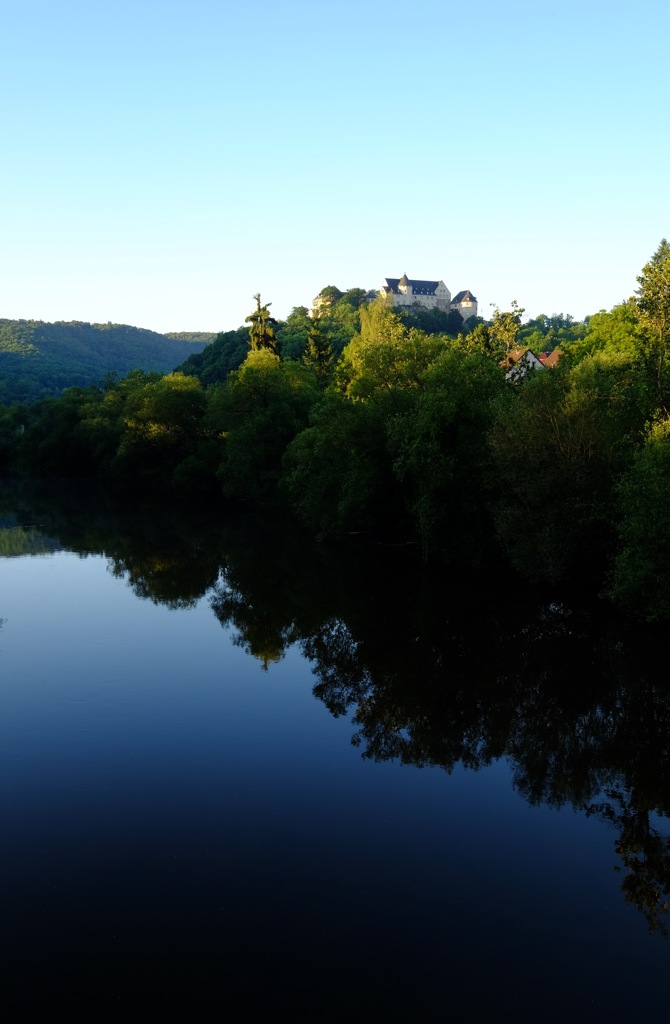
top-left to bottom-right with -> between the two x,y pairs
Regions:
1,486 -> 668,1017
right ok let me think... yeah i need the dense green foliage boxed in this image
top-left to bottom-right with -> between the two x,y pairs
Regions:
164,331 -> 218,344
518,311 -> 588,352
207,351 -> 318,504
0,319 -> 209,403
178,326 -> 250,385
3,246 -> 670,619
395,303 -> 465,337
177,282 -> 469,388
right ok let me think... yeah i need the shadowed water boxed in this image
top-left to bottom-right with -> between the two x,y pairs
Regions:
1,482 -> 668,1018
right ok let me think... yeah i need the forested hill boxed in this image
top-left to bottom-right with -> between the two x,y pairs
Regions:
164,331 -> 218,345
0,319 -> 211,403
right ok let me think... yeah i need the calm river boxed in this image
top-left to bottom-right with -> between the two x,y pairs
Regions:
1,484 -> 668,1018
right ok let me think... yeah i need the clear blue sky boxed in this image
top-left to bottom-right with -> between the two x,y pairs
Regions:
1,0 -> 668,333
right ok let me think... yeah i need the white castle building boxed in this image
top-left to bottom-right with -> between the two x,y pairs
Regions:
381,275 -> 478,321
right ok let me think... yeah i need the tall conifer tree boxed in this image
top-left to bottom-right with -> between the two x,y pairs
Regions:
245,294 -> 279,354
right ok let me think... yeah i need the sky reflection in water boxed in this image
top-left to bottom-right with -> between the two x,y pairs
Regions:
1,532 -> 669,1018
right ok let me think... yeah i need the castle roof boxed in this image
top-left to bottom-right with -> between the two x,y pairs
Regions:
452,290 -> 477,303
384,277 -> 443,296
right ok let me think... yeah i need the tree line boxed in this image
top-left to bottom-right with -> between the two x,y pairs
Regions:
1,242 -> 669,619
0,319 -> 209,403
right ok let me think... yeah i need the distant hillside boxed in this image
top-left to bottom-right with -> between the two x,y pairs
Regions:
0,320 -> 210,403
164,331 -> 218,345
177,327 -> 250,384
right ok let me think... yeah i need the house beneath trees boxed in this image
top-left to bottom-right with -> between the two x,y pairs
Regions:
503,347 -> 545,381
380,275 -> 478,321
502,347 -> 563,381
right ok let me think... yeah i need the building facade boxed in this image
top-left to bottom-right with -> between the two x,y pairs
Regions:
450,289 -> 478,322
381,275 -> 478,321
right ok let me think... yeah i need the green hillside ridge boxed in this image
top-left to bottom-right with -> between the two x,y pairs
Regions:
164,331 -> 218,344
0,319 -> 211,403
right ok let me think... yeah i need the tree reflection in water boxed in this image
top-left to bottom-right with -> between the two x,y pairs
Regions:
3,480 -> 669,936
209,534 -> 670,938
